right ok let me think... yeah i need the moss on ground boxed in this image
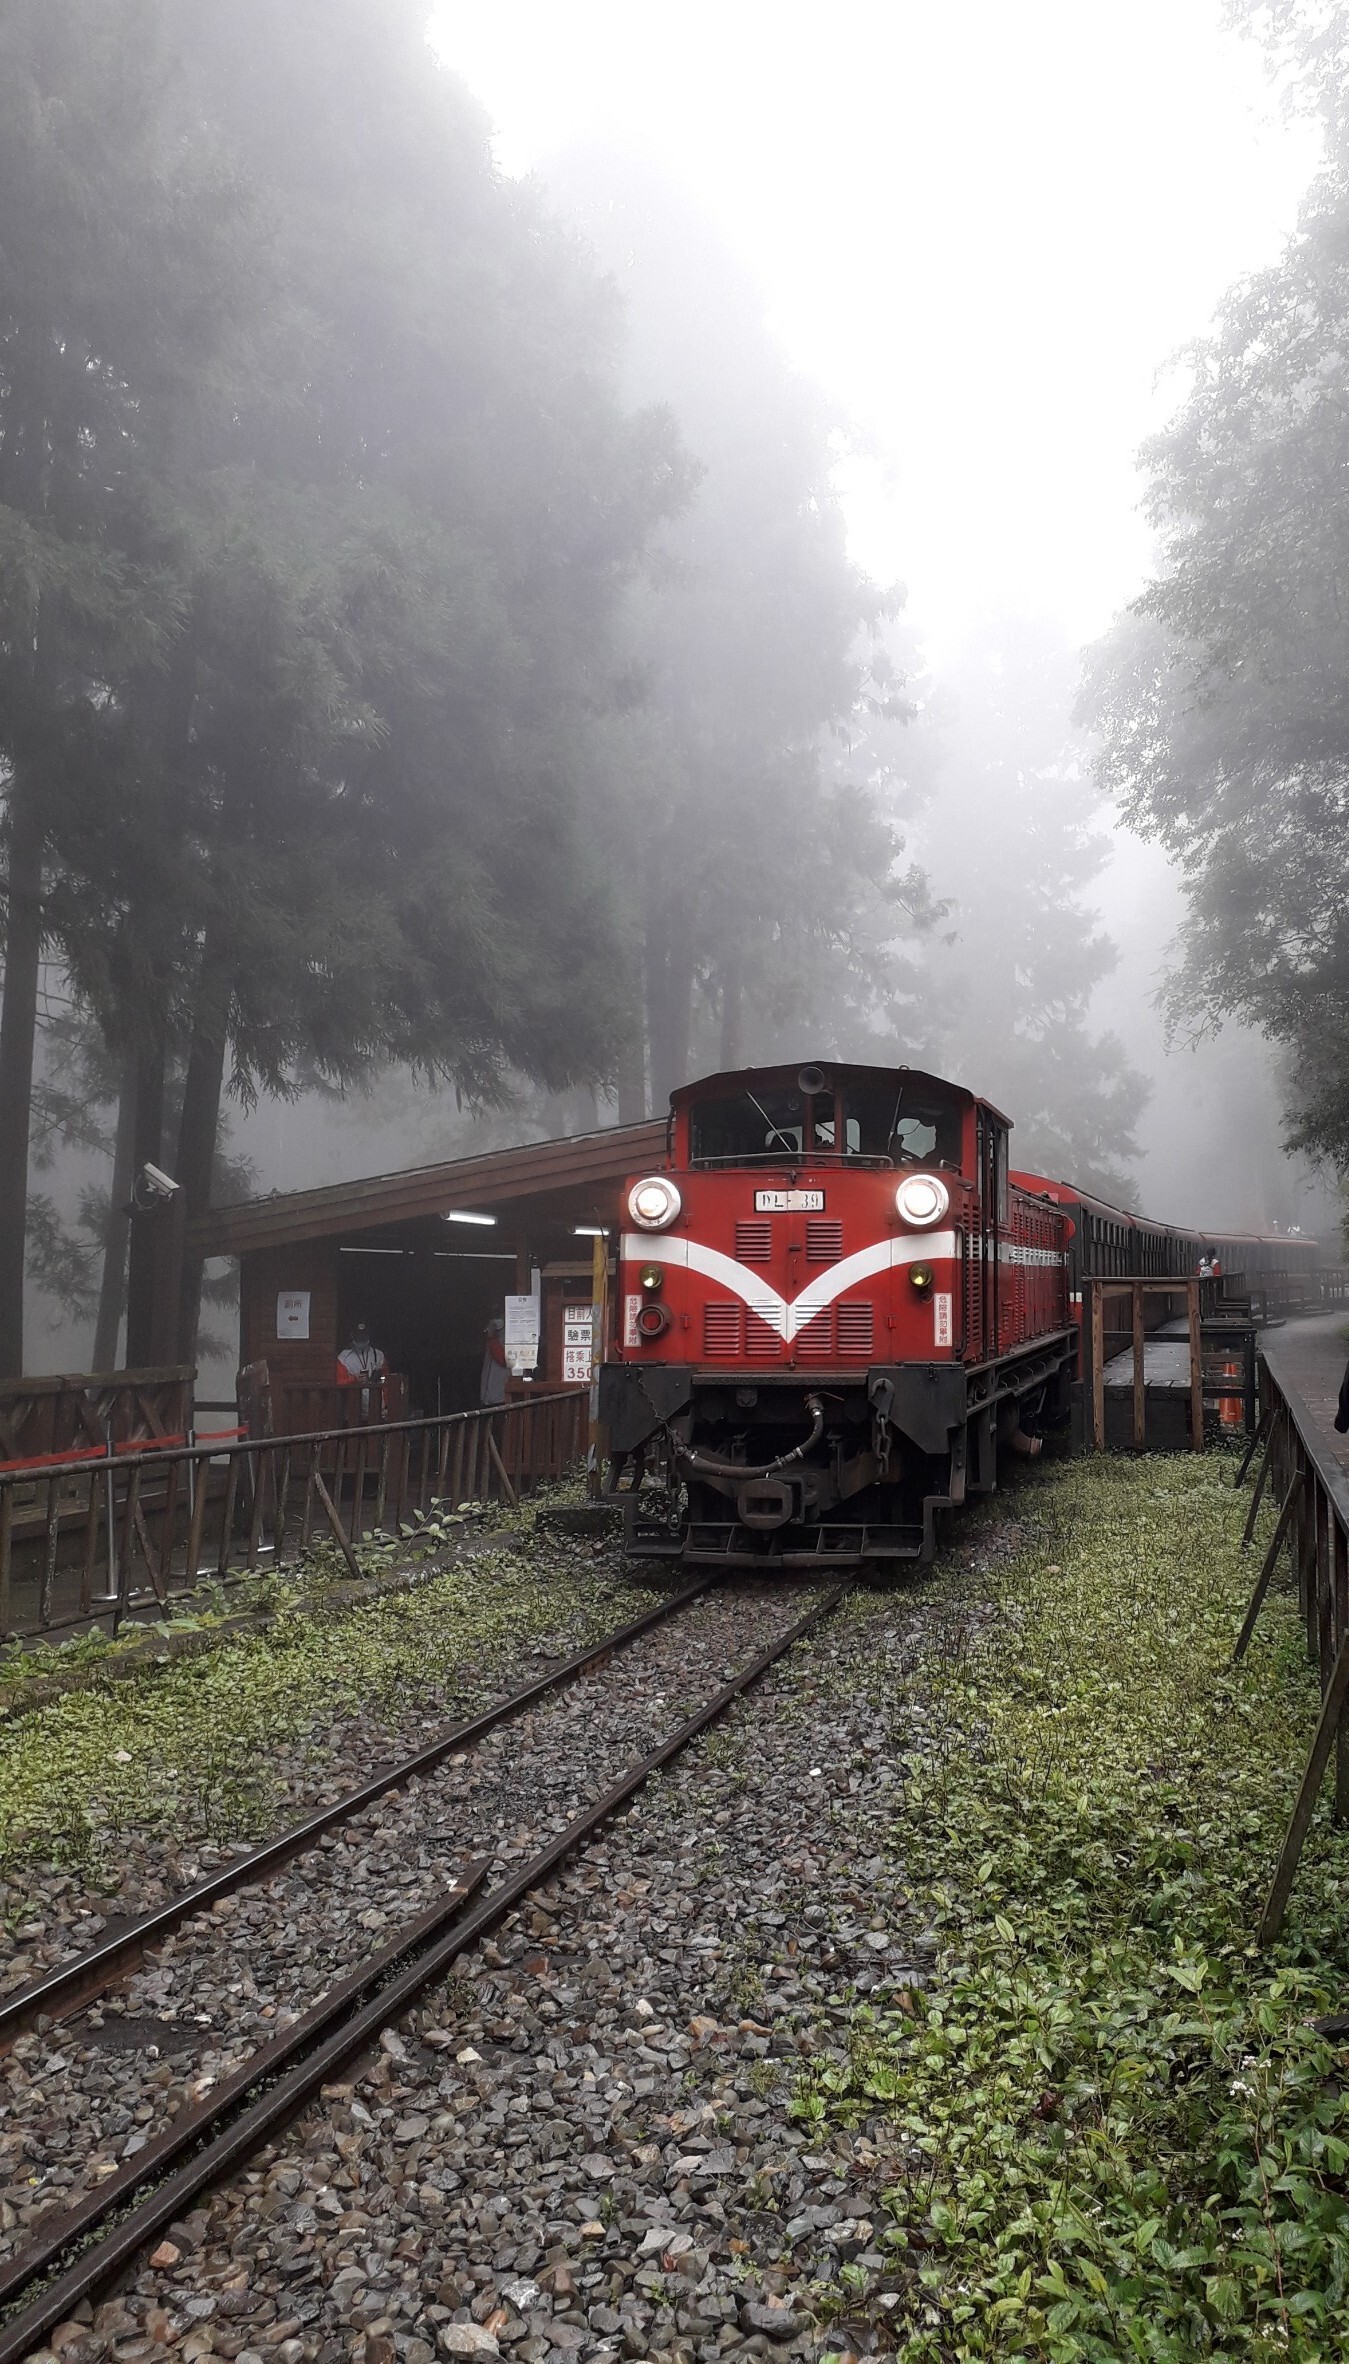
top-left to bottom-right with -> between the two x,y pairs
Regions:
805,1452 -> 1349,2363
0,1524 -> 645,1890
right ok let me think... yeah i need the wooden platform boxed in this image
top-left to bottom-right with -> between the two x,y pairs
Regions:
1259,1314 -> 1349,1519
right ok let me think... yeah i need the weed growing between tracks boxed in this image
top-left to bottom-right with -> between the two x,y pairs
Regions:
0,1525 -> 645,1899
799,1455 -> 1349,2362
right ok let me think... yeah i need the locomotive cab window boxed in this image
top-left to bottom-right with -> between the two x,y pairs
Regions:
844,1084 -> 963,1167
690,1089 -> 808,1164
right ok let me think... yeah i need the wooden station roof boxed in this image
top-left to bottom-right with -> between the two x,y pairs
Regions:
189,1118 -> 669,1259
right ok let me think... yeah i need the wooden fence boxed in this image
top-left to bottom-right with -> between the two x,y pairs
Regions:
0,1388 -> 589,1643
1234,1339 -> 1349,1939
0,1367 -> 192,1463
1087,1276 -> 1206,1451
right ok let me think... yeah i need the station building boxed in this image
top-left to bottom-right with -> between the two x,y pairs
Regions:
189,1119 -> 664,1429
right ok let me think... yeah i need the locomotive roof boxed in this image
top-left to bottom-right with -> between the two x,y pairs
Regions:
670,1060 -> 1013,1128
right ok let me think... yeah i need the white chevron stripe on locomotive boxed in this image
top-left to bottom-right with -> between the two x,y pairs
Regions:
621,1230 -> 959,1344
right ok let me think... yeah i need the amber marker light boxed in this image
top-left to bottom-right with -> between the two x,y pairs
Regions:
909,1263 -> 935,1295
639,1264 -> 664,1292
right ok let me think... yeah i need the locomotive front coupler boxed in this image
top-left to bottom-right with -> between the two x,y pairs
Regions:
673,1393 -> 825,1483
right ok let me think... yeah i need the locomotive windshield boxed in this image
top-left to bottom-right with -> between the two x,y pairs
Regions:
690,1089 -> 807,1163
845,1082 -> 963,1167
688,1077 -> 965,1166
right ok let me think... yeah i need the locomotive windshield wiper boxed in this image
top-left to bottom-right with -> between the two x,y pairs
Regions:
745,1087 -> 799,1153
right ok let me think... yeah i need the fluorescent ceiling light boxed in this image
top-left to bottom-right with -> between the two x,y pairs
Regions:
432,1251 -> 516,1261
444,1210 -> 497,1226
574,1225 -> 607,1237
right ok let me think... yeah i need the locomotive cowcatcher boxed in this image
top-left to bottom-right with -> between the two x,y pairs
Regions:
596,1060 -> 1077,1572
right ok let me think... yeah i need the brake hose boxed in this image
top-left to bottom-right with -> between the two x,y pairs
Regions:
675,1393 -> 826,1482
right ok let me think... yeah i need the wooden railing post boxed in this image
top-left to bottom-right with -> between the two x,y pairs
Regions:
1187,1278 -> 1204,1449
0,1389 -> 587,1641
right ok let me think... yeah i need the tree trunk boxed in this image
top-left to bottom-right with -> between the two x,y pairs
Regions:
616,1024 -> 647,1124
173,949 -> 230,1366
91,1057 -> 138,1372
0,781 -> 45,1376
719,944 -> 744,1071
123,1042 -> 166,1367
645,893 -> 696,1109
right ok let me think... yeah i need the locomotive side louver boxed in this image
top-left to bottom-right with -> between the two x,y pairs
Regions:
806,1219 -> 843,1263
836,1300 -> 875,1355
703,1302 -> 743,1356
795,1308 -> 835,1357
734,1220 -> 773,1262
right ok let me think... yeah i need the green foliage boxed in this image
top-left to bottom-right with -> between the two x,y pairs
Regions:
1,1 -> 695,1361
0,1542 -> 646,1884
801,1456 -> 1349,2360
1079,14 -> 1349,1171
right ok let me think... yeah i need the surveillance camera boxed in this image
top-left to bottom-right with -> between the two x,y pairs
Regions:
138,1162 -> 180,1201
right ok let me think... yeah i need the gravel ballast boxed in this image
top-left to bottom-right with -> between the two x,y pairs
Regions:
0,1586 -> 799,2260
3,1513 -> 1021,2364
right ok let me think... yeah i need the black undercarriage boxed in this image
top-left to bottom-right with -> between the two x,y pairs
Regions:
598,1339 -> 1075,1572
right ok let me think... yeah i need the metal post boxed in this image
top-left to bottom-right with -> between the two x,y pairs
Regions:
587,1229 -> 609,1498
103,1418 -> 118,1607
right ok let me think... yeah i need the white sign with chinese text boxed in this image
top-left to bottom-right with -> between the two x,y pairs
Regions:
276,1291 -> 310,1341
934,1293 -> 952,1348
503,1293 -> 540,1373
563,1301 -> 594,1384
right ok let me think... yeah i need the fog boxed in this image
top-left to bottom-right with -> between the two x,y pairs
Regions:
14,0 -> 1344,1387
425,0 -> 1330,1238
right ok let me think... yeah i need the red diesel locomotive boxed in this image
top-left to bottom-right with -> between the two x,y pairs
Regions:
596,1060 -> 1077,1571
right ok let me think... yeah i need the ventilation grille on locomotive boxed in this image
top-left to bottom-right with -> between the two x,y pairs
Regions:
734,1220 -> 773,1262
703,1302 -> 742,1357
746,1304 -> 781,1354
795,1309 -> 834,1357
703,1301 -> 782,1357
806,1218 -> 843,1263
836,1300 -> 875,1355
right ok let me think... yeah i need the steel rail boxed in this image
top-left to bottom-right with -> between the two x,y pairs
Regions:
0,1578 -> 713,2044
0,1585 -> 841,2358
0,1863 -> 490,2312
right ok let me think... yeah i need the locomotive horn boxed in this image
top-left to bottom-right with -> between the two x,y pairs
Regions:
796,1063 -> 829,1096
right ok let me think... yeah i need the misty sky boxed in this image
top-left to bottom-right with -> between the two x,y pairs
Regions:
431,0 -> 1317,648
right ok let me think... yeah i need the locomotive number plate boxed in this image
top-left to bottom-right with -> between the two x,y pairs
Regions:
754,1188 -> 824,1212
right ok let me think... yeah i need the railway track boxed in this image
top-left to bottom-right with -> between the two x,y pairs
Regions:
0,1578 -> 716,2043
0,1583 -> 841,2359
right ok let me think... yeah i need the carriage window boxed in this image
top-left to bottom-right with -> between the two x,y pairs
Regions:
689,1089 -> 807,1163
844,1084 -> 963,1167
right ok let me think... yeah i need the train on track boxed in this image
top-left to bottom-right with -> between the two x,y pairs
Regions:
597,1058 -> 1317,1575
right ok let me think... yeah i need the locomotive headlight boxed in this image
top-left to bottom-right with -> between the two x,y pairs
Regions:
895,1173 -> 950,1228
639,1263 -> 664,1292
628,1176 -> 682,1231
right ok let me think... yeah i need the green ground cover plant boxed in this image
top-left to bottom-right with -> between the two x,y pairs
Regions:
0,1527 -> 643,1897
803,1456 -> 1349,2362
